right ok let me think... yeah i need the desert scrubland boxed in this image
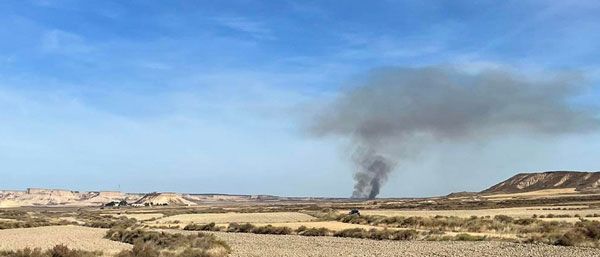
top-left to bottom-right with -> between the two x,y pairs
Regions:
5,173 -> 600,257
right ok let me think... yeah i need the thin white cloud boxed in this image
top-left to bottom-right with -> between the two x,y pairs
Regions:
41,29 -> 93,54
212,16 -> 274,40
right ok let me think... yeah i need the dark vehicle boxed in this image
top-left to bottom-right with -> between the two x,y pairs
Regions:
349,209 -> 360,216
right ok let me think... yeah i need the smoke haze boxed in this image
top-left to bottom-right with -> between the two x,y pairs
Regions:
309,66 -> 599,199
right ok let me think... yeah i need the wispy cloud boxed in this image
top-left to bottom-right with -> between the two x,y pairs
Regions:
211,16 -> 273,40
41,29 -> 93,54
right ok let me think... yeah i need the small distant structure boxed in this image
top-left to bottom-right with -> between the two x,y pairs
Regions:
131,203 -> 144,207
141,202 -> 168,207
104,201 -> 121,207
349,209 -> 361,216
104,200 -> 129,207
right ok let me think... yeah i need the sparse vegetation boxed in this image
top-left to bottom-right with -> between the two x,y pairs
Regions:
0,245 -> 102,257
183,223 -> 220,231
77,213 -> 138,229
226,223 -> 291,235
295,226 -> 331,236
333,228 -> 419,240
334,213 -> 575,235
554,221 -> 600,247
0,216 -> 75,230
105,228 -> 230,257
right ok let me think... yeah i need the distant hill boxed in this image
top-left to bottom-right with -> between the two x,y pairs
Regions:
0,188 -> 143,207
0,188 -> 328,207
134,192 -> 196,206
482,171 -> 600,194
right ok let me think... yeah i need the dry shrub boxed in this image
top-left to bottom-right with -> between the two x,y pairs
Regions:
0,219 -> 75,230
334,228 -> 369,239
116,243 -> 160,257
333,228 -> 418,241
0,210 -> 29,220
183,223 -> 220,231
0,245 -> 101,257
296,226 -> 331,236
226,223 -> 291,235
83,216 -> 137,229
251,225 -> 292,235
455,233 -> 486,241
226,223 -> 255,233
555,221 -> 600,247
493,215 -> 514,223
164,248 -> 211,257
105,228 -> 230,254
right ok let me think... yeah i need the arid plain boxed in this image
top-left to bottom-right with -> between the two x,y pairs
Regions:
3,171 -> 600,257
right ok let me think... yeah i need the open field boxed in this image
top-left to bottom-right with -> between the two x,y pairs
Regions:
4,186 -> 600,256
156,212 -> 316,224
0,225 -> 131,255
200,231 -> 600,257
347,205 -> 600,218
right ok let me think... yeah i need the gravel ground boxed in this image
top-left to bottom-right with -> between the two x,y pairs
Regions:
0,225 -> 131,255
200,231 -> 600,257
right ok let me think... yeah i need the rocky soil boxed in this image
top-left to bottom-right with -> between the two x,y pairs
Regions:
204,231 -> 600,257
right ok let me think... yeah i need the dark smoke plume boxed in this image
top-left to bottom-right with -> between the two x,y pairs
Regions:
309,66 -> 599,199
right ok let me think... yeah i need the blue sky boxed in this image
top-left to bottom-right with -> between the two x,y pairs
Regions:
1,0 -> 599,197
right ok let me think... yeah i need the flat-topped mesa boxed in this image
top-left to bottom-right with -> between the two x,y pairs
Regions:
0,188 -> 135,207
482,171 -> 600,194
26,188 -> 75,195
97,191 -> 125,198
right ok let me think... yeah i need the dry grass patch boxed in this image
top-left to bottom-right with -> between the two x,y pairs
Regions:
157,212 -> 315,224
106,228 -> 230,257
0,245 -> 103,257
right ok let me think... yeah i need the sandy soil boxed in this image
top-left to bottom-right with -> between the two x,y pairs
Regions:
157,212 -> 316,224
0,225 -> 131,255
195,231 -> 600,257
351,206 -> 600,218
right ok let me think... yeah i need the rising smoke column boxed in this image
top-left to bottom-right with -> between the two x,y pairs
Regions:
309,66 -> 599,199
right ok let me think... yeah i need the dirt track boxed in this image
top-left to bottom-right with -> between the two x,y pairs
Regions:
203,231 -> 600,257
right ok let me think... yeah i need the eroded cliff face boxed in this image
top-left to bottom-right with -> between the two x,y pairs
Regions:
482,171 -> 600,194
0,188 -> 140,207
